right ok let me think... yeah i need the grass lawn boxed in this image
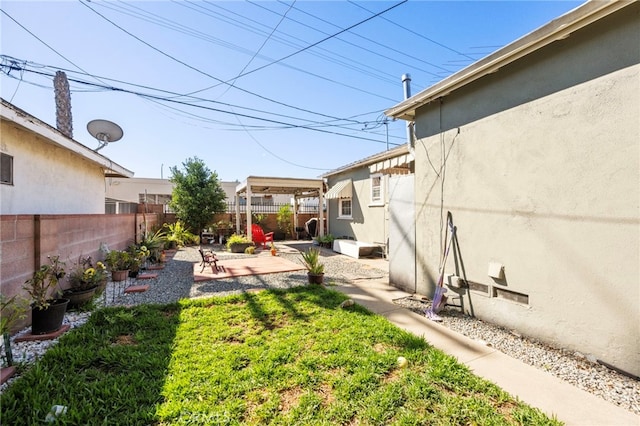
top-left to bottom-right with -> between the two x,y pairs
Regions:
0,286 -> 561,425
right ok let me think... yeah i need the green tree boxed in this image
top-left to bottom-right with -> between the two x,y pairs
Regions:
169,157 -> 226,235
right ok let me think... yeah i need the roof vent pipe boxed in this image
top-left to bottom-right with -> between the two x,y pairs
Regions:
401,74 -> 414,153
402,73 -> 412,99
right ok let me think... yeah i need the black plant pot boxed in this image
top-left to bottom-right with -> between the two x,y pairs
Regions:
307,273 -> 325,285
31,298 -> 69,335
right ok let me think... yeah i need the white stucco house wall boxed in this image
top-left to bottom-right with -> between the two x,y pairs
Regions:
385,1 -> 639,377
1,99 -> 132,214
322,144 -> 414,260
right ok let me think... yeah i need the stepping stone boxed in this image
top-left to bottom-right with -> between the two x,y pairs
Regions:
1,366 -> 16,385
15,325 -> 71,342
136,273 -> 158,280
146,264 -> 165,270
124,284 -> 150,294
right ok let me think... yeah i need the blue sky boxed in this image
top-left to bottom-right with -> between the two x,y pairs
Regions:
1,1 -> 583,181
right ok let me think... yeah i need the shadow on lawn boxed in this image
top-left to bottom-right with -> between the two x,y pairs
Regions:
0,303 -> 182,424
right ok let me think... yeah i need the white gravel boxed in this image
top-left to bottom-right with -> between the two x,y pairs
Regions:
2,244 -> 638,417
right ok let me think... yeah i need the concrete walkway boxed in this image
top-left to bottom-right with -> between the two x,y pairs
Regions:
332,271 -> 639,425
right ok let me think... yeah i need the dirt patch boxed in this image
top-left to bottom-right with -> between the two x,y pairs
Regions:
112,334 -> 137,346
279,386 -> 304,413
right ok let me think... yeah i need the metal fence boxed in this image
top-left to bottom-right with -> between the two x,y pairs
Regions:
223,202 -> 318,214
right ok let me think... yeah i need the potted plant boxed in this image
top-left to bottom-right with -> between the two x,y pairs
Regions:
226,233 -> 255,253
127,244 -> 150,278
139,227 -> 167,265
23,255 -> 69,335
276,205 -> 293,240
63,255 -> 105,308
164,221 -> 197,248
315,234 -> 335,249
1,294 -> 29,379
104,250 -> 132,282
215,220 -> 234,244
301,248 -> 325,284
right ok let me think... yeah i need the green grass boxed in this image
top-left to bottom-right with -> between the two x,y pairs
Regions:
0,286 -> 561,425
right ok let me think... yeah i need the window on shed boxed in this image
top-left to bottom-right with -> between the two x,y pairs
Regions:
1,153 -> 13,185
370,174 -> 383,204
338,198 -> 352,218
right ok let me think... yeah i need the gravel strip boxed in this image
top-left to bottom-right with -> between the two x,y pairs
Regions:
2,245 -> 638,417
392,296 -> 640,416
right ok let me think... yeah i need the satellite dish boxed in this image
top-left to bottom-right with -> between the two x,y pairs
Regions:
87,119 -> 123,151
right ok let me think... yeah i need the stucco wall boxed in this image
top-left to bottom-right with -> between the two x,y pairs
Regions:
326,168 -> 387,244
411,8 -> 639,376
1,120 -> 107,214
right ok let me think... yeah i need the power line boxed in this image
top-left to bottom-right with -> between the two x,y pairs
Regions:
0,9 -> 108,88
270,0 -> 451,76
171,0 -> 403,98
1,62 -> 402,147
79,0 -> 397,124
0,55 -> 393,133
348,1 -> 476,61
215,0 -> 408,84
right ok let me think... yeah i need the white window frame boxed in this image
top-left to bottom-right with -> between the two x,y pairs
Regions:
338,198 -> 352,219
370,173 -> 384,206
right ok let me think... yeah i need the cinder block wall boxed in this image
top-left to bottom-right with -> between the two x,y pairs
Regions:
0,213 -> 159,331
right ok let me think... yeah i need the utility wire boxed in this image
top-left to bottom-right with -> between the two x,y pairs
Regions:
224,0 -> 329,171
271,0 -> 450,76
348,1 -> 476,61
212,0 -> 408,85
1,9 -> 107,86
173,0 -> 402,98
1,63 -> 401,146
79,0 -> 395,124
0,55 -> 394,133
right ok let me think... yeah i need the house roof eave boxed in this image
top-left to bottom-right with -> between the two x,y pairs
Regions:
236,176 -> 325,198
322,144 -> 411,178
385,0 -> 630,121
1,99 -> 134,178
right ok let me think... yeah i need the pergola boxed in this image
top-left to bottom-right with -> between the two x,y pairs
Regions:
235,176 -> 325,240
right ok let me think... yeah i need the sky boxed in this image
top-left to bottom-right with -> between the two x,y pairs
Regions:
1,1 -> 584,182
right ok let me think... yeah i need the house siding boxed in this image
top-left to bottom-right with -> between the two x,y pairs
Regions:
326,167 -> 387,245
411,6 -> 639,376
1,120 -> 106,214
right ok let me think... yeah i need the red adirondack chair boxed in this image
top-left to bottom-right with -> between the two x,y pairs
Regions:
251,224 -> 274,249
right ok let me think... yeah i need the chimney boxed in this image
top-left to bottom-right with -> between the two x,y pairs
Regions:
54,71 -> 73,138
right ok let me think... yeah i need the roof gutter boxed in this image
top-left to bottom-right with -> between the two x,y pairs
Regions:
385,1 -> 630,121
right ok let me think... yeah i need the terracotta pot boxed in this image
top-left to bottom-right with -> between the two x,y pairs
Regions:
31,298 -> 69,335
111,270 -> 129,282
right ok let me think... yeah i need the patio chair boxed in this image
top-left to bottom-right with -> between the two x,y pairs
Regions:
251,224 -> 274,249
198,248 -> 223,273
